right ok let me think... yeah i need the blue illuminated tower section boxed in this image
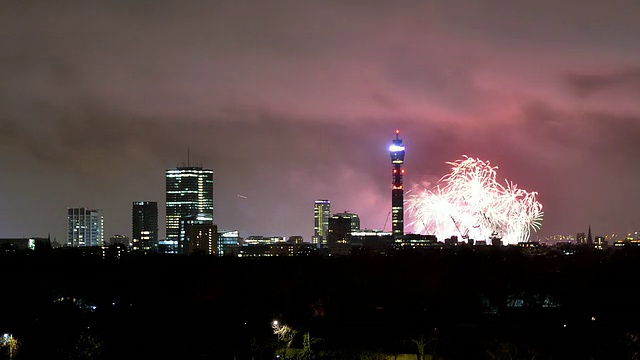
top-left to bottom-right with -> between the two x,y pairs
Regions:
389,130 -> 405,238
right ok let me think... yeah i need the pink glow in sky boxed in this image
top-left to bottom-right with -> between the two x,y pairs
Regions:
0,0 -> 639,242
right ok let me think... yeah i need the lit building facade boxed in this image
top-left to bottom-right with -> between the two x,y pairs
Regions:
158,239 -> 177,254
0,238 -> 50,252
288,236 -> 304,244
389,130 -> 405,238
132,201 -> 158,253
594,236 -> 607,249
166,166 -> 214,250
394,233 -> 438,249
180,213 -> 217,255
313,200 -> 331,246
239,236 -> 285,257
218,230 -> 240,256
67,208 -> 104,247
239,235 -> 316,257
243,236 -> 286,245
351,229 -> 394,255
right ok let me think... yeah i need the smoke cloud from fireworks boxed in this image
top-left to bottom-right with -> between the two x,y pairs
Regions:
407,156 -> 543,244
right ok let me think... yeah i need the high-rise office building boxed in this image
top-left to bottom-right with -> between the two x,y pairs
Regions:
132,201 -> 158,253
166,166 -> 214,251
313,200 -> 331,246
327,213 -> 353,256
327,214 -> 353,245
389,130 -> 405,238
67,208 -> 104,247
180,213 -> 217,255
333,211 -> 360,232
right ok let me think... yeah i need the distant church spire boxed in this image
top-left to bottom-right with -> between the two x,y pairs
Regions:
587,225 -> 593,245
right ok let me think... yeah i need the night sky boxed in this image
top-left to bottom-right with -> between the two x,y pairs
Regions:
1,1 -> 640,243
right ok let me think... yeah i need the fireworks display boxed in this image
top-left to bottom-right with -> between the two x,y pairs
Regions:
407,156 -> 543,244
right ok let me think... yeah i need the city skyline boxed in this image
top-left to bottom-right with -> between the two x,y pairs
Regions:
1,1 -> 640,242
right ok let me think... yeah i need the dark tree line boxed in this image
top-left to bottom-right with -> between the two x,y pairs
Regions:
2,246 -> 640,359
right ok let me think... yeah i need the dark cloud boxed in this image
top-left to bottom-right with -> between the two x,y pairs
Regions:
0,0 -> 639,242
567,67 -> 640,98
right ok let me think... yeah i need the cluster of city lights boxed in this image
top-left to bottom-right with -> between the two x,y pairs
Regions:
407,156 -> 543,244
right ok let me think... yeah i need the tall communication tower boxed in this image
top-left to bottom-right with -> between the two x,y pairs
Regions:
389,130 -> 405,238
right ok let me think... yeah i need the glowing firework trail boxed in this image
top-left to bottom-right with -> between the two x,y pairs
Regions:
407,156 -> 543,244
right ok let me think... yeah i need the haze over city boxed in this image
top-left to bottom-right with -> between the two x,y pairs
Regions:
2,0 -> 640,242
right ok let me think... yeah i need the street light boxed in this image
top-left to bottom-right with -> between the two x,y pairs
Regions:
0,333 -> 19,360
272,320 -> 280,357
272,320 -> 297,360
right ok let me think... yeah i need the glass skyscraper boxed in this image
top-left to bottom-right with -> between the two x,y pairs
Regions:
165,166 -> 214,251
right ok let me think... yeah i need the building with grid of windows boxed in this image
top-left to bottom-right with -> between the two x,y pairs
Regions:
165,166 -> 214,253
180,213 -> 217,255
313,200 -> 331,247
67,208 -> 104,247
132,201 -> 158,253
218,229 -> 240,256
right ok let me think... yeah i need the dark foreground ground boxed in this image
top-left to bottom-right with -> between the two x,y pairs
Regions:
3,246 -> 640,359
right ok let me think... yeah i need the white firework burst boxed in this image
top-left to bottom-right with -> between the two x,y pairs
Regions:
407,156 -> 543,244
